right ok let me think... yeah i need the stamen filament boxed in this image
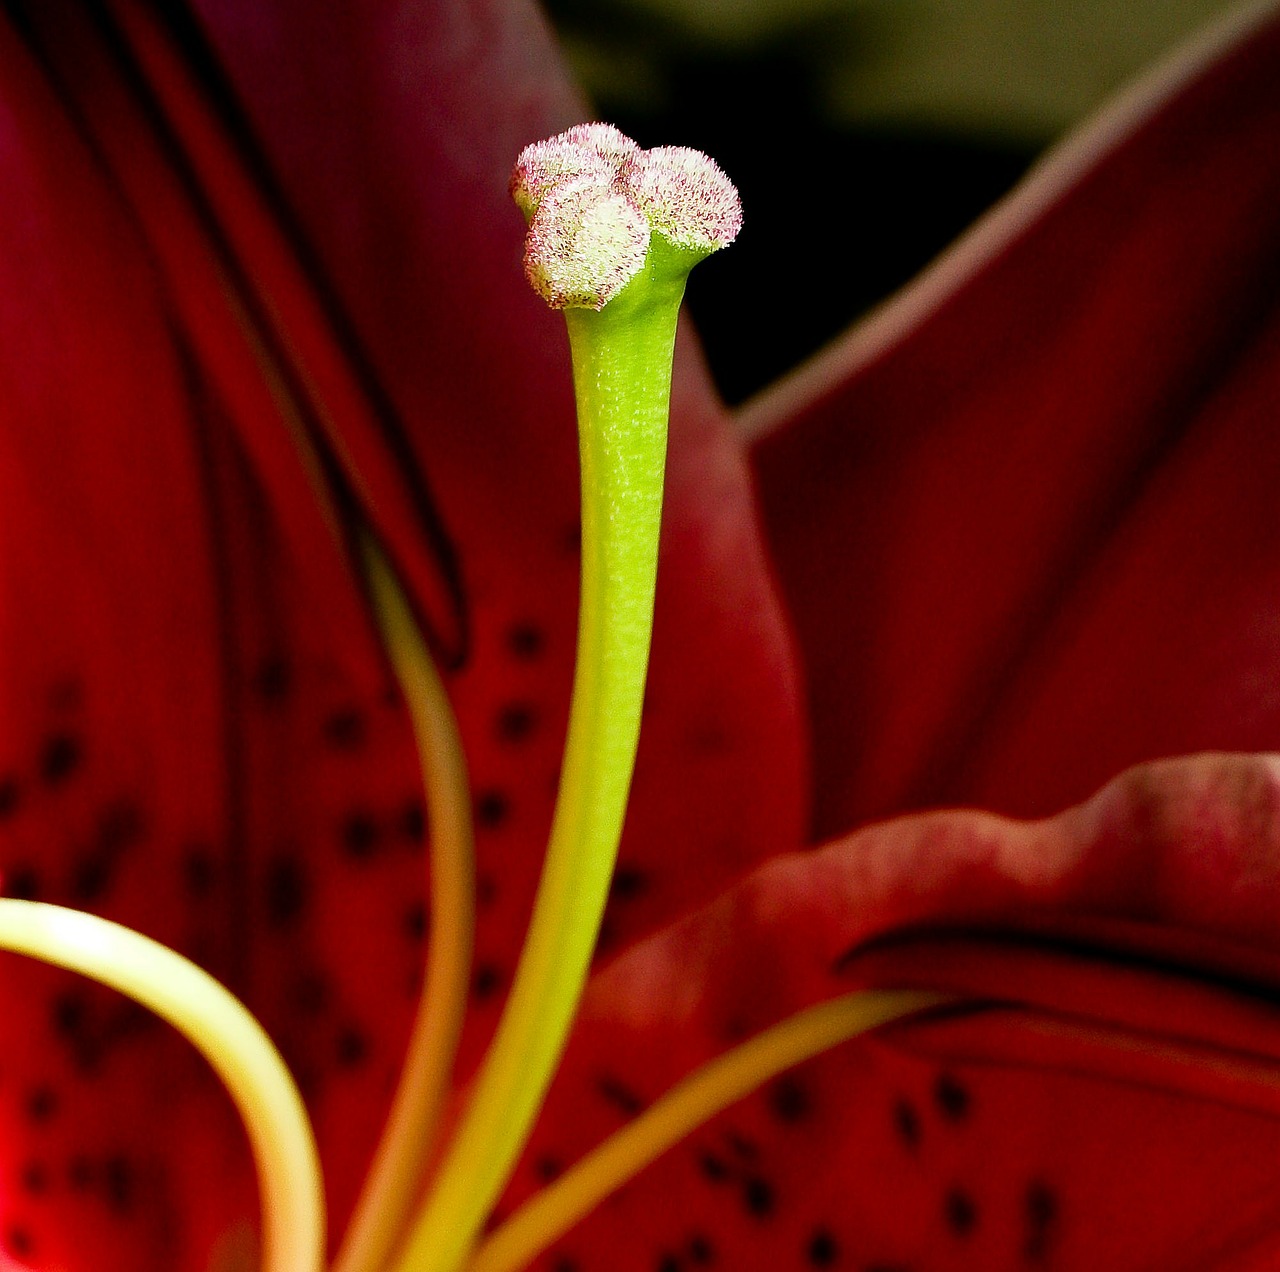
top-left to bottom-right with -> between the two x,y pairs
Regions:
334,538 -> 477,1272
0,899 -> 323,1272
392,249 -> 686,1272
469,990 -> 946,1272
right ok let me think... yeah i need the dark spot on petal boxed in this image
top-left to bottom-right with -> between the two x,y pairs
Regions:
741,1176 -> 774,1218
69,854 -> 113,903
398,801 -> 426,846
67,1156 -> 92,1190
473,964 -> 503,1000
687,1234 -> 714,1264
265,854 -> 308,928
934,1073 -> 970,1122
769,1076 -> 809,1123
506,622 -> 545,661
340,811 -> 381,859
725,1130 -> 759,1161
534,1156 -> 562,1182
561,524 -> 581,556
476,874 -> 499,907
894,1097 -> 921,1150
52,992 -> 86,1039
552,1258 -> 579,1272
609,864 -> 648,902
40,734 -> 82,785
104,1156 -> 132,1213
0,776 -> 20,819
336,1026 -> 369,1068
944,1188 -> 977,1237
289,972 -> 331,1017
495,702 -> 539,745
20,1161 -> 48,1194
656,1255 -> 681,1272
596,1074 -> 645,1117
404,901 -> 427,941
24,1087 -> 57,1124
183,846 -> 218,899
253,655 -> 292,702
698,1151 -> 729,1183
1024,1179 -> 1058,1261
475,790 -> 510,829
323,708 -> 366,750
4,1226 -> 33,1258
807,1229 -> 839,1266
6,866 -> 40,902
97,802 -> 145,855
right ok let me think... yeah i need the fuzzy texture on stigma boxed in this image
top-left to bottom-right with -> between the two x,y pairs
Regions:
511,123 -> 742,310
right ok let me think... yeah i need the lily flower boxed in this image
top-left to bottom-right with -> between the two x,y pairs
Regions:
1,2 -> 1279,1272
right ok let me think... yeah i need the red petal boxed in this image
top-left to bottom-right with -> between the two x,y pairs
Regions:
524,752 -> 1280,1270
0,0 -> 805,1264
0,17 -> 256,1266
750,5 -> 1280,839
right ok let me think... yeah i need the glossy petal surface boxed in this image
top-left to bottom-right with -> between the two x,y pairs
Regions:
526,753 -> 1280,1270
751,3 -> 1280,837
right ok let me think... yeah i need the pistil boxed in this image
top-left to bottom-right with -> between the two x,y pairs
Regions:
389,125 -> 742,1272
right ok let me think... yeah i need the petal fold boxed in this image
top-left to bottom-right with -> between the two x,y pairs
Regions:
750,2 -> 1280,838
521,753 -> 1280,1270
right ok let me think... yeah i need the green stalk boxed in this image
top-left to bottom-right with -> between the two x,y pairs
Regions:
392,242 -> 694,1272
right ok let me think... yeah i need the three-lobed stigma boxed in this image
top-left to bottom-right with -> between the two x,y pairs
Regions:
511,123 -> 742,310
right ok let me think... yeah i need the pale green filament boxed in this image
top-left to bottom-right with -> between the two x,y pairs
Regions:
393,243 -> 695,1272
334,538 -> 476,1272
470,990 -> 945,1272
0,899 -> 323,1272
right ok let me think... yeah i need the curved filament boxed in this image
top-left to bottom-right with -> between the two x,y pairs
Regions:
470,990 -> 945,1272
333,538 -> 476,1272
0,899 -> 324,1272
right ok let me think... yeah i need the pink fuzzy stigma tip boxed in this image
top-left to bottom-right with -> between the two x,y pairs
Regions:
511,124 -> 742,310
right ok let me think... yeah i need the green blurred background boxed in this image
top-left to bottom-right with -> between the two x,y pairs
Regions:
543,0 -> 1239,403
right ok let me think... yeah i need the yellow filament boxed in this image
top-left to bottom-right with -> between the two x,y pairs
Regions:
333,538 -> 476,1272
469,990 -> 944,1272
0,899 -> 323,1272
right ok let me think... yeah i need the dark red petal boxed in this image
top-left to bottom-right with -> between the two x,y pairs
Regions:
0,18 -> 257,1267
0,5 -> 444,1264
522,752 -> 1280,1270
750,5 -> 1280,838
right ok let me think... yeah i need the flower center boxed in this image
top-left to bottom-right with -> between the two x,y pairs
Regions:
0,122 -> 935,1272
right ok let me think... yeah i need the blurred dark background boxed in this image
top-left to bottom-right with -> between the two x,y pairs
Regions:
543,0 -> 1235,403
